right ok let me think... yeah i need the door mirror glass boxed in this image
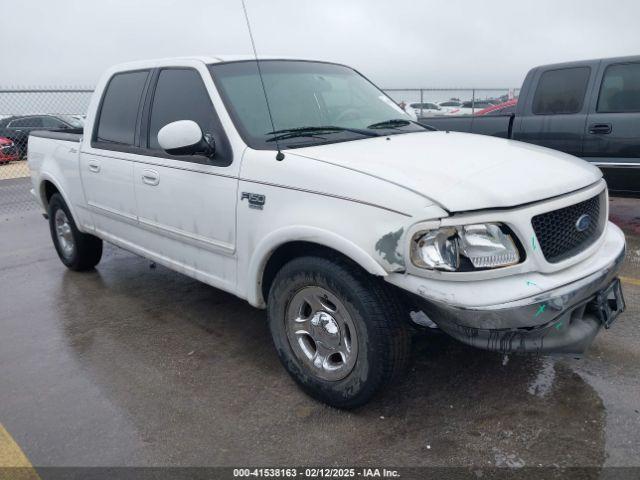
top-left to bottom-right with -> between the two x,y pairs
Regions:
157,120 -> 215,157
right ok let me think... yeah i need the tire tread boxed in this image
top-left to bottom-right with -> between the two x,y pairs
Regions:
48,193 -> 102,271
267,254 -> 411,408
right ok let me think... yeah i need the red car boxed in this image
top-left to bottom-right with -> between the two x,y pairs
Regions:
475,98 -> 518,116
0,136 -> 19,164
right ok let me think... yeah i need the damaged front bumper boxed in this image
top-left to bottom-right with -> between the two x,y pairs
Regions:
421,262 -> 625,354
388,223 -> 627,354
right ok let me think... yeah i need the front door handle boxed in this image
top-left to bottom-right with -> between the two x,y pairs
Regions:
141,169 -> 160,186
87,160 -> 101,173
589,123 -> 612,134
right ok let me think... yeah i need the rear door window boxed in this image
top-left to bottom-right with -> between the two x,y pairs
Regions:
532,67 -> 591,115
597,62 -> 640,113
95,70 -> 149,145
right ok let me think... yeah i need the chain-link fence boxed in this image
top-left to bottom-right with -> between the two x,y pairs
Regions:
382,88 -> 520,117
0,88 -> 92,215
0,86 -> 519,216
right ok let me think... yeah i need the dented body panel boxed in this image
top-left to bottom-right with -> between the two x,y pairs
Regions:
28,56 -> 626,356
293,131 -> 603,212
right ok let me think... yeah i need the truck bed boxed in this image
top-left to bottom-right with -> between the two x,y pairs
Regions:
27,129 -> 84,215
29,129 -> 83,142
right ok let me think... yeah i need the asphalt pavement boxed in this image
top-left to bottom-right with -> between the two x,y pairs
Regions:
1,178 -> 639,477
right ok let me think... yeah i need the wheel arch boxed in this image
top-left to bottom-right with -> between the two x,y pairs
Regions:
38,175 -> 81,225
247,226 -> 388,308
40,178 -> 61,208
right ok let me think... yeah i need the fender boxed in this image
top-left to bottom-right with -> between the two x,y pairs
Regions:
246,225 -> 388,308
37,173 -> 83,230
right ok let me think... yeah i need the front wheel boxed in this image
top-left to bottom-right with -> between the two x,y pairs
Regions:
267,256 -> 411,408
48,193 -> 103,271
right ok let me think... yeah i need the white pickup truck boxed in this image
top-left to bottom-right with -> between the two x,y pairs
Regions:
28,56 -> 626,408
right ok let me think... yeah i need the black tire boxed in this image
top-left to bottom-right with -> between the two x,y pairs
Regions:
48,193 -> 103,271
267,255 -> 411,409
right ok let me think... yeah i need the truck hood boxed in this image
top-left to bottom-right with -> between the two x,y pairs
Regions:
292,131 -> 602,212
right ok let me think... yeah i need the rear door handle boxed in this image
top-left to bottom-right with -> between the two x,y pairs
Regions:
141,169 -> 160,186
87,160 -> 101,173
589,123 -> 612,134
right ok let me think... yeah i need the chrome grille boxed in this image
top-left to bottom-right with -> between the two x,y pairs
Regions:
531,194 -> 603,263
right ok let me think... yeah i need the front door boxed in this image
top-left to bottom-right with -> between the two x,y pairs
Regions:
132,67 -> 238,292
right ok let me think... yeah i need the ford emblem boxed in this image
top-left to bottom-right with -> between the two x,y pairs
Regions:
575,214 -> 591,232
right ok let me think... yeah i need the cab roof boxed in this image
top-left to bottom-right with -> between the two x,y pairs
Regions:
109,55 -> 316,71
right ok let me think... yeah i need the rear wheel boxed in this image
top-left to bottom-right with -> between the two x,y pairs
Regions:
48,193 -> 102,271
267,256 -> 411,408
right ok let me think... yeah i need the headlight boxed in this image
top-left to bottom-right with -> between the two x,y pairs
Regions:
410,227 -> 460,271
411,223 -> 519,271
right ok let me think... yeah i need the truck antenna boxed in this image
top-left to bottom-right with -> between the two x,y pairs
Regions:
241,0 -> 284,161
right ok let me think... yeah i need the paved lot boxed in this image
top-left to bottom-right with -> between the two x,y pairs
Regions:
0,160 -> 29,181
0,177 -> 34,216
1,178 -> 639,475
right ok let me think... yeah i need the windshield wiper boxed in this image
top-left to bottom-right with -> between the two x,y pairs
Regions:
367,119 -> 436,131
266,125 -> 379,143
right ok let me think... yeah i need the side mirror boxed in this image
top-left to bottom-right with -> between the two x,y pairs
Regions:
157,120 -> 215,158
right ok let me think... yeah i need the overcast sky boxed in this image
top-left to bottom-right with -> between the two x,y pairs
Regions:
3,0 -> 639,89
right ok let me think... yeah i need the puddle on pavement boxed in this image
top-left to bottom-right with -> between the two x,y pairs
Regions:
527,357 -> 556,398
49,245 -> 606,468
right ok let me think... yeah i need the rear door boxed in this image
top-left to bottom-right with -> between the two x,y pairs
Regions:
583,59 -> 640,195
81,69 -> 150,240
514,64 -> 595,157
132,67 -> 238,291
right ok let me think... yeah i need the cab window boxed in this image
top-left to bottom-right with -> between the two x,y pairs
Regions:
146,68 -> 231,166
95,70 -> 149,146
597,62 -> 640,113
532,67 -> 590,115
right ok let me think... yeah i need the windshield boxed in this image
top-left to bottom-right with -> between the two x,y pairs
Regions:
209,60 -> 428,149
59,115 -> 84,128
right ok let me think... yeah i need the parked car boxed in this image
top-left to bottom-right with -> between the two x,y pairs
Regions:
65,115 -> 85,127
28,56 -> 626,408
420,56 -> 640,196
399,101 -> 418,121
438,100 -> 462,108
425,101 -> 461,115
0,114 -> 83,158
0,136 -> 19,164
409,102 -> 443,116
474,98 -> 518,116
448,100 -> 496,116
